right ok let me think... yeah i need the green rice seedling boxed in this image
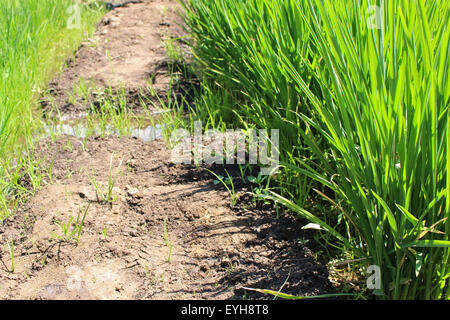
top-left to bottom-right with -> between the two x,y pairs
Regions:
0,1 -> 103,153
237,164 -> 252,183
163,36 -> 185,63
207,168 -> 237,205
243,286 -> 358,300
44,159 -> 55,185
54,217 -> 75,242
101,227 -> 107,241
54,203 -> 90,244
0,0 -> 103,218
7,240 -> 15,273
163,217 -> 173,263
106,154 -> 123,201
105,49 -> 115,74
73,78 -> 93,105
88,154 -> 123,203
244,171 -> 276,206
89,175 -> 110,203
181,0 -> 322,211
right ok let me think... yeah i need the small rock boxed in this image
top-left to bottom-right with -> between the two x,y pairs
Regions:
200,264 -> 209,272
127,187 -> 143,199
77,187 -> 96,201
112,187 -> 122,195
126,159 -> 137,169
102,18 -> 111,26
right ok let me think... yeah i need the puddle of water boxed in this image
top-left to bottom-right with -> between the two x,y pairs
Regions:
56,109 -> 171,123
43,122 -> 164,142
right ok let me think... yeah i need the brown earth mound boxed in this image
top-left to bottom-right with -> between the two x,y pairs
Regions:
0,135 -> 331,299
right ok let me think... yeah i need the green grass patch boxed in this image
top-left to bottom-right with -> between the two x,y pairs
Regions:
0,0 -> 104,220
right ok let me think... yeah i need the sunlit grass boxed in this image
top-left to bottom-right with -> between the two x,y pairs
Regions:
0,0 -> 104,220
181,0 -> 450,299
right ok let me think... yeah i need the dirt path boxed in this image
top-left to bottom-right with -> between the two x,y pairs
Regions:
0,0 -> 332,300
42,0 -> 187,119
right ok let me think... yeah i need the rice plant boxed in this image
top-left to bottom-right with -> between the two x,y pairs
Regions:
53,203 -> 90,244
163,217 -> 173,263
88,153 -> 124,204
182,0 -> 450,299
181,0 -> 321,208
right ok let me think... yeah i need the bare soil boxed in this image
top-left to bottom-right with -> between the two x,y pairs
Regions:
0,0 -> 333,300
0,135 -> 331,299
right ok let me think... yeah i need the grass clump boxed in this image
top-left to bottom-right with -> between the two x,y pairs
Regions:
53,203 -> 90,244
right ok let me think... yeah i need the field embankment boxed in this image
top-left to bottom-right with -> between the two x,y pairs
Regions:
0,0 -> 334,300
